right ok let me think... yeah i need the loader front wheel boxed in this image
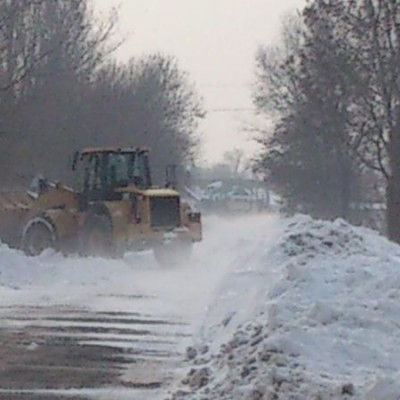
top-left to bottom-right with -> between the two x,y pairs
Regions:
22,217 -> 57,256
153,240 -> 192,267
80,213 -> 115,258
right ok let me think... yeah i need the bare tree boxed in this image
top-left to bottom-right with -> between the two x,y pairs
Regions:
0,0 -> 118,95
0,0 -> 119,186
253,9 -> 366,220
303,0 -> 400,240
253,13 -> 304,118
83,54 -> 204,184
0,1 -> 202,192
223,148 -> 245,178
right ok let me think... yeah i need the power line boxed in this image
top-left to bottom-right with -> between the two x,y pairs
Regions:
206,108 -> 254,113
199,83 -> 252,88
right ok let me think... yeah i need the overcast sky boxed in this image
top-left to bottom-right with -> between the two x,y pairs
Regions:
93,0 -> 306,164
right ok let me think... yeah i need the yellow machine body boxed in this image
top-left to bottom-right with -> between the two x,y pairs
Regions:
0,148 -> 202,259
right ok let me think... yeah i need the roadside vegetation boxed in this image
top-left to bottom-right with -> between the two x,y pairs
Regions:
0,0 -> 204,188
253,0 -> 400,241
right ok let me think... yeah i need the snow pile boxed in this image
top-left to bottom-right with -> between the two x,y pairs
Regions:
0,243 -> 153,306
0,243 -> 42,289
168,215 -> 400,399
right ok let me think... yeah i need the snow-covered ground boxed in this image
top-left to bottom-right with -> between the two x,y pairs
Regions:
1,213 -> 400,399
0,215 -> 277,321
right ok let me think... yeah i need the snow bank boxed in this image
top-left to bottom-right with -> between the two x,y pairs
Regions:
168,215 -> 400,399
0,243 -> 44,294
0,242 -> 154,307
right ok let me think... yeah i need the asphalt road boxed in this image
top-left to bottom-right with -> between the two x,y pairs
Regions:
0,303 -> 190,400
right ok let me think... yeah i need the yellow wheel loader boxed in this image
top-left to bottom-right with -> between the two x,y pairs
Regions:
0,147 -> 202,264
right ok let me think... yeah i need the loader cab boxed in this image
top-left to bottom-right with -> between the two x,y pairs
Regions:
72,148 -> 152,203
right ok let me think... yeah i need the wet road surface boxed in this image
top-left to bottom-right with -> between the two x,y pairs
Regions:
0,304 -> 190,399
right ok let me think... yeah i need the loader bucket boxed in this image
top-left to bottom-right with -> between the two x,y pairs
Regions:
0,191 -> 33,248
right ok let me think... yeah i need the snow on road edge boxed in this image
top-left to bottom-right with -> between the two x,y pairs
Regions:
167,215 -> 400,400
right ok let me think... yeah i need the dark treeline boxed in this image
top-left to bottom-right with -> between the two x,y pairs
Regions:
253,0 -> 400,242
0,0 -> 203,188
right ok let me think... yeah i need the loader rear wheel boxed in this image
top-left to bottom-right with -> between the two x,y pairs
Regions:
22,217 -> 57,256
80,213 -> 115,258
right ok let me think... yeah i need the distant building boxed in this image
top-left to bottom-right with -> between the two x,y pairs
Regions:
187,178 -> 271,214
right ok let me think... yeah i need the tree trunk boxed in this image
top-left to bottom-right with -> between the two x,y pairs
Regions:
338,149 -> 351,220
386,176 -> 400,243
387,135 -> 400,243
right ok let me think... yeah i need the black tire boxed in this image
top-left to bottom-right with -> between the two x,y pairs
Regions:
80,213 -> 115,258
22,217 -> 57,256
153,240 -> 193,267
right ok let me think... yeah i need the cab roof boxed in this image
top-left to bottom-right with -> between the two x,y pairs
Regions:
81,147 -> 149,155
